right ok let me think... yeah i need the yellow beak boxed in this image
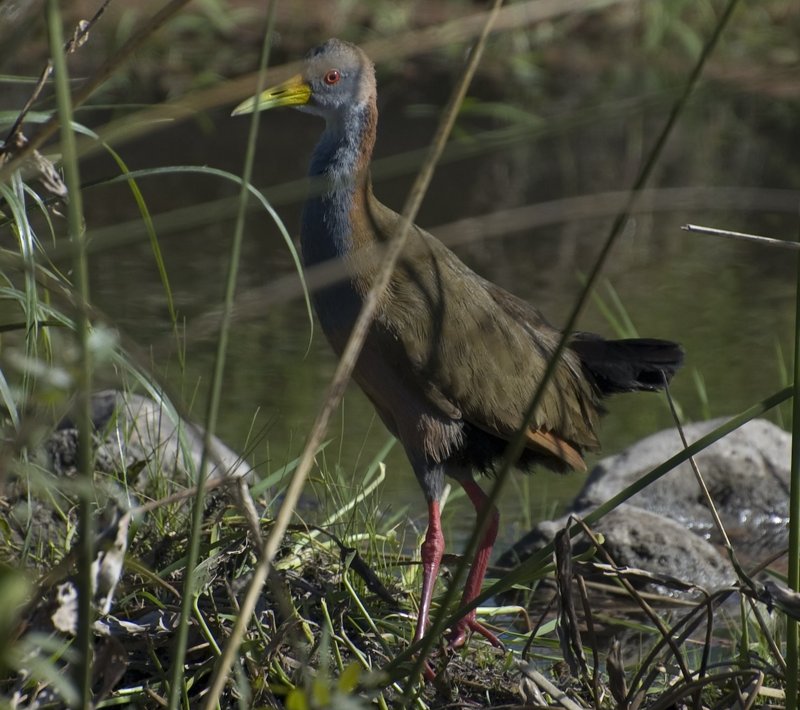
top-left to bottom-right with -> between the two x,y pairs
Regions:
231,74 -> 312,116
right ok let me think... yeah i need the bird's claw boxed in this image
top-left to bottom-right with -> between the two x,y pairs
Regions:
446,614 -> 504,650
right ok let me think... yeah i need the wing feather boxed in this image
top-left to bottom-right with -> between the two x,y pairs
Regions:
357,197 -> 603,461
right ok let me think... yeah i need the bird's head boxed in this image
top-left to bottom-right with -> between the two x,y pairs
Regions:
232,39 -> 375,122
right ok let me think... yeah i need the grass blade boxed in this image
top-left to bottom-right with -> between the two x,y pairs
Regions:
187,4 -> 279,706
45,1 -> 93,706
786,217 -> 800,708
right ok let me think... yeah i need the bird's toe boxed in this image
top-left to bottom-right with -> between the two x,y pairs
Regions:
446,615 -> 504,650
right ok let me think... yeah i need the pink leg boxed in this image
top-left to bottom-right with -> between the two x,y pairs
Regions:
446,479 -> 503,649
413,500 -> 445,643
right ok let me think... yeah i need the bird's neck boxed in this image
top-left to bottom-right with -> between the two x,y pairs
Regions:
301,102 -> 377,265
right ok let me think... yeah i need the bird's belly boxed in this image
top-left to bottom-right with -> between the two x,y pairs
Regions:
314,290 -> 467,466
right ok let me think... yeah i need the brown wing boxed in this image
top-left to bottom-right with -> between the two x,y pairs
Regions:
359,198 -> 602,466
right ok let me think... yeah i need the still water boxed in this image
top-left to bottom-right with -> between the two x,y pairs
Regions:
78,61 -> 798,552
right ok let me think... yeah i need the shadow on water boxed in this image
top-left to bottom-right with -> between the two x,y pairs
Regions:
72,45 -> 799,550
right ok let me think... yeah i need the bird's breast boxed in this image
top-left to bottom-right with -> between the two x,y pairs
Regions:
301,191 -> 354,263
301,191 -> 365,348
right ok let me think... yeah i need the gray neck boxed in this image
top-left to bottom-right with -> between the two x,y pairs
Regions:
301,105 -> 374,265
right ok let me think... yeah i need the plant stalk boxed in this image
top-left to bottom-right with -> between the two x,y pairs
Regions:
45,1 -> 93,707
786,212 -> 800,708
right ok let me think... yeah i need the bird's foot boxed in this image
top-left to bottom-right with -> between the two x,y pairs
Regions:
446,613 -> 504,650
422,660 -> 436,682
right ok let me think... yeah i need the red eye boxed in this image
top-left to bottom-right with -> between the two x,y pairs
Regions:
324,69 -> 341,85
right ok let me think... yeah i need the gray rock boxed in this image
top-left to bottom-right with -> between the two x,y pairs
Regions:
575,418 -> 790,562
47,389 -> 254,488
499,418 -> 789,595
12,390 -> 254,553
499,504 -> 735,594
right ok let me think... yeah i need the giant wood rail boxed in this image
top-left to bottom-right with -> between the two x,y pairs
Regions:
234,39 -> 683,650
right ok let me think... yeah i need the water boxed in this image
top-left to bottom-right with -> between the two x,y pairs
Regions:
76,63 -> 798,553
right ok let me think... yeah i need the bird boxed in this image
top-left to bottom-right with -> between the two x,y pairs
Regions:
233,39 -> 683,651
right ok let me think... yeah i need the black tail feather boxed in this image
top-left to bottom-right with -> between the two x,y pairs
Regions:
569,335 -> 684,395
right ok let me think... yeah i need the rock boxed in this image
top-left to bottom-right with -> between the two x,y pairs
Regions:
498,503 -> 735,594
9,390 -> 254,557
575,417 -> 790,564
47,389 -> 254,488
499,418 -> 789,594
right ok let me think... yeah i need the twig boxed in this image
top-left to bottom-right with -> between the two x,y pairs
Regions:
0,0 -> 193,185
575,575 -> 601,706
573,518 -> 695,691
662,380 -> 757,593
682,223 -> 800,251
554,526 -> 588,678
2,0 -> 112,148
646,670 -> 765,710
523,667 -> 588,710
663,380 -> 790,677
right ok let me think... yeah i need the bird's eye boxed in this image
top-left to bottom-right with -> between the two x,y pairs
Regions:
324,70 -> 341,85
